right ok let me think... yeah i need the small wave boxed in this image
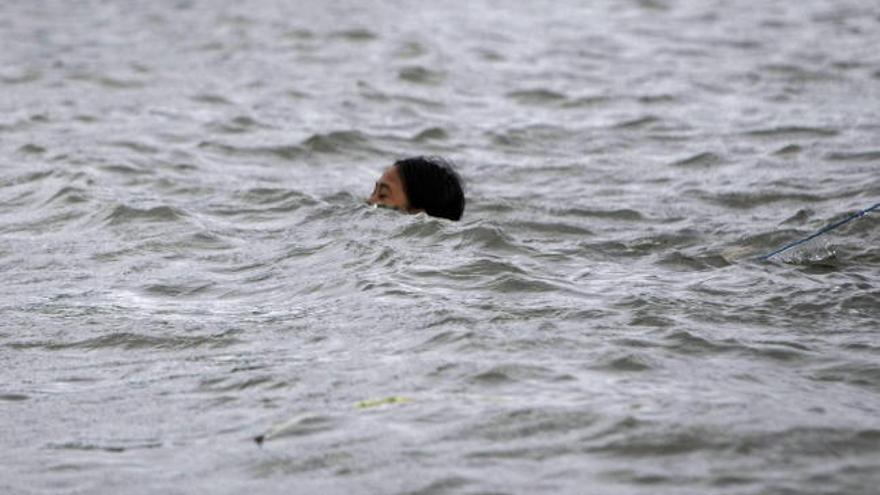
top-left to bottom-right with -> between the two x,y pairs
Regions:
742,228 -> 802,252
0,169 -> 54,188
741,340 -> 812,362
613,115 -> 661,129
329,28 -> 376,41
198,375 -> 278,392
105,204 -> 187,226
412,329 -> 477,352
759,63 -> 839,82
68,72 -> 147,89
506,89 -> 568,105
0,69 -> 42,85
690,190 -> 822,209
16,143 -> 46,154
413,258 -> 526,280
461,407 -> 601,444
633,0 -> 670,10
1,113 -> 50,133
625,230 -> 702,255
824,150 -> 880,162
281,28 -> 315,40
585,423 -> 725,457
182,231 -> 233,251
43,186 -> 89,206
47,440 -> 161,453
398,65 -> 445,84
562,95 -> 615,108
98,163 -> 154,176
562,95 -> 614,108
190,93 -> 234,105
198,141 -> 306,161
590,424 -> 880,473
839,291 -> 880,318
107,140 -> 160,154
576,240 -> 640,259
637,94 -> 678,104
551,207 -> 644,221
734,426 -> 880,458
448,223 -> 527,253
73,114 -> 99,123
358,82 -> 444,108
743,126 -> 839,139
599,470 -> 681,486
391,217 -> 447,239
144,282 -> 215,297
660,329 -> 740,356
780,208 -> 815,225
206,115 -> 269,134
488,124 -> 569,148
610,337 -> 665,349
469,368 -> 516,385
235,187 -> 318,208
468,363 -> 563,386
507,220 -> 594,236
590,352 -> 655,372
629,313 -> 676,327
486,273 -> 564,293
412,127 -> 449,142
300,130 -> 377,155
669,151 -> 724,167
7,331 -> 241,351
393,40 -> 426,59
656,251 -> 731,271
405,477 -> 477,495
811,362 -> 880,391
0,393 -> 29,402
773,144 -> 802,155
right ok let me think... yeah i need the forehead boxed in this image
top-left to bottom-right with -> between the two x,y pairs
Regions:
379,166 -> 401,186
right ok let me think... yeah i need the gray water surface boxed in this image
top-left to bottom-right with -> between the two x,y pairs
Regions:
2,1 -> 880,494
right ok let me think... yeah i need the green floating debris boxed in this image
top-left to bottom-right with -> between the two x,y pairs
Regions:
355,396 -> 413,409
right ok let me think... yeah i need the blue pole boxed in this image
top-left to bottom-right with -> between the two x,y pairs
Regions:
758,202 -> 880,262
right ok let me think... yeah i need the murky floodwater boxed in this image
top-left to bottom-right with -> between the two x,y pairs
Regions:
2,1 -> 879,493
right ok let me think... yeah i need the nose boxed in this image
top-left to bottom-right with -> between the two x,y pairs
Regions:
367,183 -> 380,205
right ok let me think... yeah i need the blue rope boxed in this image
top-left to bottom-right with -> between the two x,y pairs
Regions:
758,202 -> 880,262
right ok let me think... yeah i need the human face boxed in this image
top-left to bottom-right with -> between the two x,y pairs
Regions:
368,165 -> 411,211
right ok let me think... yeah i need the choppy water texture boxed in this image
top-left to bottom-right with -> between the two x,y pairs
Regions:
2,1 -> 880,494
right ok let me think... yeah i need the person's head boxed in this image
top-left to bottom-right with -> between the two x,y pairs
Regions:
367,156 -> 465,221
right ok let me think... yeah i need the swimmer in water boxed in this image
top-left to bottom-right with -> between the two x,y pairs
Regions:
367,156 -> 465,221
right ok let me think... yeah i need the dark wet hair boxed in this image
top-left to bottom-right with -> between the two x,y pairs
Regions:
394,156 -> 465,221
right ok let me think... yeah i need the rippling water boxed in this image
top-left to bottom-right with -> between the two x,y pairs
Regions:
2,1 -> 880,493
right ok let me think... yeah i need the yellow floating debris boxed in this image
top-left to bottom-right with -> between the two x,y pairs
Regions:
355,396 -> 413,409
